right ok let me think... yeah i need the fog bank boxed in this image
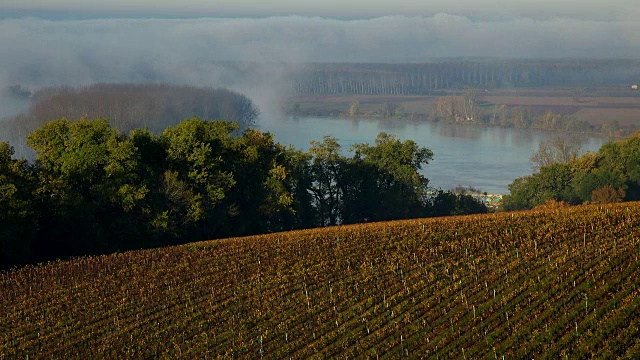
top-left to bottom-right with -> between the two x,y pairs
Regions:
0,15 -> 639,121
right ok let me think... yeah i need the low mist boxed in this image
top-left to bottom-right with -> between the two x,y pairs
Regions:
2,15 -> 639,80
0,87 -> 30,119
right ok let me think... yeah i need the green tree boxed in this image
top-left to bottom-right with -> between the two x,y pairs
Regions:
278,147 -> 316,230
502,163 -> 577,211
158,118 -> 305,239
308,136 -> 344,226
573,135 -> 640,201
0,142 -> 36,268
337,157 -> 381,223
222,128 -> 298,235
160,118 -> 238,238
427,190 -> 488,217
599,135 -> 640,195
572,167 -> 625,203
506,132 -> 640,210
350,133 -> 433,221
27,117 -> 147,257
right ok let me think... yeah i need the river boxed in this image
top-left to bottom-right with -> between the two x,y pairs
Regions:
263,116 -> 609,194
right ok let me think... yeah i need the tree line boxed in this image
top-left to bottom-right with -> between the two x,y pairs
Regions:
0,84 -> 259,159
291,60 -> 640,95
0,117 -> 486,269
297,87 -> 635,138
502,133 -> 640,210
430,90 -> 635,137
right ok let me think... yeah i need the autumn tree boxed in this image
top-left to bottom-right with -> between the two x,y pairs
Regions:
530,136 -> 583,171
497,105 -> 510,127
511,107 -> 532,128
348,100 -> 360,118
456,89 -> 482,122
433,97 -> 457,122
591,185 -> 625,204
540,111 -> 562,130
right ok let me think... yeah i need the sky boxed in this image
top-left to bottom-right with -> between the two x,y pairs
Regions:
2,1 -> 638,21
1,0 -> 640,118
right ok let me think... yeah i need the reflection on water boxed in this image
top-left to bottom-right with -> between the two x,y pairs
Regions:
263,116 -> 609,194
377,119 -> 412,132
434,123 -> 482,140
349,118 -> 360,132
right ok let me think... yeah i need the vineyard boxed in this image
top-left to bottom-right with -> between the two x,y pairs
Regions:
2,202 -> 640,358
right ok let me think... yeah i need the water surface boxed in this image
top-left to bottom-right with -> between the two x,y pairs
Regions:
264,116 -> 609,194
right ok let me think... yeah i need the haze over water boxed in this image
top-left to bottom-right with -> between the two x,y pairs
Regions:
267,116 -> 609,194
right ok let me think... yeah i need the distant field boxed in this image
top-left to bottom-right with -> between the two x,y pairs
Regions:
289,94 -> 436,117
574,108 -> 640,126
2,202 -> 640,358
289,87 -> 640,125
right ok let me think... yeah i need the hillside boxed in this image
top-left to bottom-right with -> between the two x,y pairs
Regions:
2,203 -> 640,358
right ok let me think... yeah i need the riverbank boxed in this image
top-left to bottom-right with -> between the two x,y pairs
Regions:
287,87 -> 640,138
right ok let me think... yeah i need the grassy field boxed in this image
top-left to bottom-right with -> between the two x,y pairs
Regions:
2,202 -> 640,358
290,87 -> 640,126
